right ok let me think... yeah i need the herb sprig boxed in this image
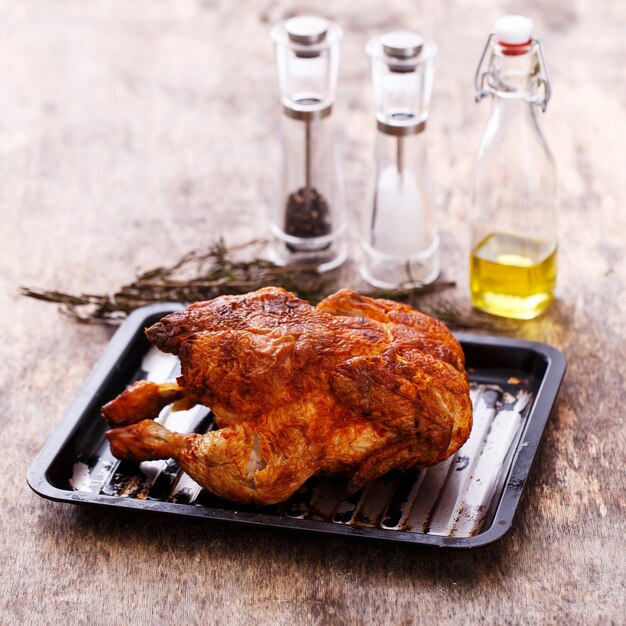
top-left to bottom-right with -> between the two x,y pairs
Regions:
21,238 -> 511,332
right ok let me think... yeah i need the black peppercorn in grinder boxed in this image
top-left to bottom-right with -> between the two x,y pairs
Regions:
270,16 -> 347,271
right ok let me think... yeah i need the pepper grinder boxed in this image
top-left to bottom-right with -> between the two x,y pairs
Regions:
270,16 -> 347,271
361,31 -> 439,289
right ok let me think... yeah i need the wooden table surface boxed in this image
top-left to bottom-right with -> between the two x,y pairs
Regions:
2,1 -> 624,624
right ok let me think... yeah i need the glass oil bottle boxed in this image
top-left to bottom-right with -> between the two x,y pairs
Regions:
270,16 -> 346,272
470,15 -> 557,319
360,31 -> 439,289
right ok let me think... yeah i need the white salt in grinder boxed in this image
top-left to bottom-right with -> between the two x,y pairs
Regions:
361,31 -> 439,289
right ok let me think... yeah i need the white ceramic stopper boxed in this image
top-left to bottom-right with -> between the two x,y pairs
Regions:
494,15 -> 533,45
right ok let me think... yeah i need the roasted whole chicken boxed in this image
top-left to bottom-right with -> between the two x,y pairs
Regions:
103,288 -> 472,505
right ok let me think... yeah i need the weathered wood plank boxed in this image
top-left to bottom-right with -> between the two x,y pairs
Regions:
1,0 -> 624,624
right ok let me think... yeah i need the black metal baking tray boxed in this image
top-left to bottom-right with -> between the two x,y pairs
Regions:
27,304 -> 566,548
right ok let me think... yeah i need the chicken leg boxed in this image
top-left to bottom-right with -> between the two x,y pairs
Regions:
106,418 -> 320,505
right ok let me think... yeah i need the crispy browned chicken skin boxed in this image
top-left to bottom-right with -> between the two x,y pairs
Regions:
103,288 -> 472,505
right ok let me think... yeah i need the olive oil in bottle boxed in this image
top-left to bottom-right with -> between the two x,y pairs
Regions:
470,232 -> 556,319
470,16 -> 557,320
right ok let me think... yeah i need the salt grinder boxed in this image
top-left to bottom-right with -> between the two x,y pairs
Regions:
361,31 -> 439,289
270,16 -> 346,271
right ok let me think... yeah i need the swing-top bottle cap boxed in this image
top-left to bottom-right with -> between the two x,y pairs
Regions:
494,15 -> 533,45
475,14 -> 551,110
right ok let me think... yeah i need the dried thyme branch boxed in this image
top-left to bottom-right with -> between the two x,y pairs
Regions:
21,238 -> 505,331
423,303 -> 519,332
